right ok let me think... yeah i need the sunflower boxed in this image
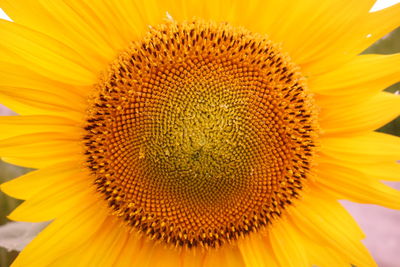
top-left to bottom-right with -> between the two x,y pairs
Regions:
1,0 -> 400,266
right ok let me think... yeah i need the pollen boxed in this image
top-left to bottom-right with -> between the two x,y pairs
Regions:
84,20 -> 318,249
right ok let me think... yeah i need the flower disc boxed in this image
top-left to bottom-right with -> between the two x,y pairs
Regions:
84,20 -> 318,248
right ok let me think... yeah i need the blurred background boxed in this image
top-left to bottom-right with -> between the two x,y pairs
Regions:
0,1 -> 399,267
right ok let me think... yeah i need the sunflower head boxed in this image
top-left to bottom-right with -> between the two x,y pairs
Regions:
83,19 -> 318,248
0,1 -> 399,266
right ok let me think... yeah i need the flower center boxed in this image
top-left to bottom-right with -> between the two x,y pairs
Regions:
84,20 -> 318,249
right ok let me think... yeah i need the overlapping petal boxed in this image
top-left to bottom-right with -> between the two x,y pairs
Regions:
0,0 -> 399,266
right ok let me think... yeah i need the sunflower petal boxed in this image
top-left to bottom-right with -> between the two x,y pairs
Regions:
11,197 -> 108,267
352,161 -> 400,182
58,220 -> 132,267
0,0 -> 110,69
0,86 -> 86,119
0,0 -> 151,71
318,92 -> 400,136
7,172 -> 91,222
301,3 -> 400,75
203,246 -> 245,267
358,3 -> 400,53
266,0 -> 374,64
115,234 -> 154,267
0,61 -> 87,95
268,219 -> 309,267
321,132 -> 400,163
309,54 -> 400,96
0,62 -> 88,105
0,133 -> 81,168
1,161 -> 80,200
0,115 -> 82,139
315,162 -> 400,209
0,19 -> 96,85
289,193 -> 376,266
238,233 -> 278,267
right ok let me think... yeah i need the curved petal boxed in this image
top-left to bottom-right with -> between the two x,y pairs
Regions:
315,162 -> 400,209
11,197 -> 109,267
203,246 -> 245,267
309,54 -> 400,97
238,233 -> 279,267
0,0 -> 156,75
153,0 -> 399,75
268,219 -> 310,267
8,172 -> 92,222
349,161 -> 400,182
0,115 -> 82,140
321,132 -> 400,163
0,86 -> 86,119
51,219 -> 132,267
0,62 -> 88,99
301,3 -> 400,75
318,92 -> 400,136
288,192 -> 376,266
0,133 -> 82,168
1,161 -> 81,200
0,19 -> 96,85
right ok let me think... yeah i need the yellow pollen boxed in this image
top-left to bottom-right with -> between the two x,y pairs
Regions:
84,20 -> 318,249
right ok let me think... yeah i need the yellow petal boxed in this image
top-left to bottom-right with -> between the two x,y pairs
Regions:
304,235 -> 357,266
355,4 -> 400,56
114,233 -> 182,267
0,19 -> 96,85
0,0 -> 150,72
11,197 -> 109,267
0,115 -> 82,140
352,161 -> 400,182
57,219 -> 132,267
0,61 -> 88,117
0,91 -> 82,120
155,0 -> 263,27
267,0 -> 374,64
0,62 -> 88,107
268,219 -> 309,267
238,233 -> 278,267
321,132 -> 400,163
318,92 -> 400,136
7,172 -> 92,222
179,250 -> 206,267
203,246 -> 245,267
155,0 -> 377,74
0,0 -> 110,68
115,234 -> 153,267
315,162 -> 400,209
1,161 -> 80,200
309,54 -> 400,96
0,133 -> 82,168
8,188 -> 87,222
301,3 -> 400,75
0,60 -> 87,94
289,193 -> 376,266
